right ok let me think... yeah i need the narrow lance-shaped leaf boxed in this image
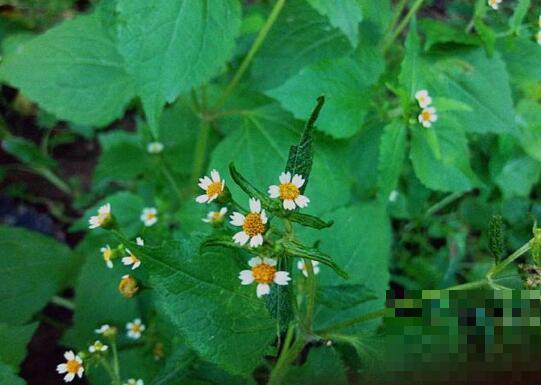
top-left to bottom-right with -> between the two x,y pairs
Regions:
285,95 -> 325,193
285,211 -> 334,229
377,121 -> 407,201
228,162 -> 274,206
282,239 -> 348,279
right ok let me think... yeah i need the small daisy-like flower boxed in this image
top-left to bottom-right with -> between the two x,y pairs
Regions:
388,190 -> 399,202
95,324 -> 115,336
196,170 -> 225,204
88,340 -> 108,353
230,198 -> 268,248
88,203 -> 112,229
268,172 -> 310,210
126,318 -> 145,340
538,14 -> 541,27
124,379 -> 144,385
202,207 -> 228,223
147,141 -> 164,154
414,90 -> 432,108
118,274 -> 139,298
100,245 -> 114,269
122,249 -> 141,270
297,260 -> 321,277
140,207 -> 158,227
136,237 -> 144,246
487,0 -> 502,10
536,30 -> 541,45
418,107 -> 438,128
239,257 -> 291,298
56,351 -> 84,382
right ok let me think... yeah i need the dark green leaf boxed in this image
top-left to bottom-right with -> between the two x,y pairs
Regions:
286,212 -> 333,229
377,121 -> 407,200
306,0 -> 363,47
228,162 -> 272,206
2,137 -> 55,169
282,240 -> 348,279
0,362 -> 24,385
317,284 -> 377,310
283,347 -> 348,385
0,322 -> 38,370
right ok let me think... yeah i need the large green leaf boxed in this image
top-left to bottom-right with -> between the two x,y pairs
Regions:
0,226 -> 73,325
267,58 -> 370,138
115,0 -> 241,132
0,362 -> 24,385
283,346 -> 348,385
0,13 -> 135,127
251,0 -> 352,90
516,100 -> 541,162
1,137 -> 55,169
409,121 -> 478,192
0,322 -> 38,369
127,239 -> 275,376
377,121 -> 407,200
306,0 -> 363,47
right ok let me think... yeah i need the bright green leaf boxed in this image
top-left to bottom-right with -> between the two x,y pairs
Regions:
377,121 -> 407,200
283,347 -> 348,385
306,0 -> 363,47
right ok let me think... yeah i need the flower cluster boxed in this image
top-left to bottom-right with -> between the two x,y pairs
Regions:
415,90 -> 438,128
487,0 -> 502,10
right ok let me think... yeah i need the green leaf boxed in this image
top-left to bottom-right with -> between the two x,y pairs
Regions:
516,99 -> 541,162
285,96 -> 324,188
0,13 -> 135,127
419,19 -> 480,50
497,37 -> 541,86
2,137 -> 55,169
130,239 -> 275,376
377,121 -> 407,200
286,212 -> 333,229
252,0 -> 352,90
70,192 -> 144,237
399,18 -> 421,99
0,226 -> 73,324
508,0 -> 531,33
317,284 -> 377,310
282,240 -> 348,279
283,347 -> 348,385
306,0 -> 363,47
264,278 -> 294,332
0,362 -> 24,385
267,58 -> 370,138
409,122 -> 478,192
0,322 -> 38,370
115,0 -> 241,133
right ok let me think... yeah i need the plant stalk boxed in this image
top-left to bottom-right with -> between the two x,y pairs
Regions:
382,0 -> 425,52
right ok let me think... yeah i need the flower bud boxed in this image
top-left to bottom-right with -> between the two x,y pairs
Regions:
118,274 -> 139,298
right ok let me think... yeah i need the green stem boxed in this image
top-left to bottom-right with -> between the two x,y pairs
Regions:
315,308 -> 387,336
446,278 -> 488,291
37,167 -> 72,195
268,333 -> 305,385
110,340 -> 121,385
487,238 -> 533,278
382,0 -> 425,52
303,259 -> 316,332
214,0 -> 286,110
190,122 -> 211,195
384,0 -> 408,39
158,158 -> 183,202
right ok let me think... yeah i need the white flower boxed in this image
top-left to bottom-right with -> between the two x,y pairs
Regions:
268,172 -> 310,211
488,0 -> 502,10
136,237 -> 144,246
100,245 -> 114,269
418,107 -> 438,128
239,257 -> 291,298
536,30 -> 541,45
196,169 -> 225,204
538,14 -> 541,27
388,190 -> 399,202
230,198 -> 268,248
124,379 -> 144,385
126,318 -> 145,340
122,249 -> 141,270
88,340 -> 108,353
140,207 -> 158,227
95,324 -> 111,334
56,351 -> 84,382
202,207 -> 228,223
147,141 -> 164,154
88,203 -> 111,229
414,89 -> 432,108
297,260 -> 320,277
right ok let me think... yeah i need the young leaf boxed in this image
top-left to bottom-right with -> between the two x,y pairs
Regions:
286,212 -> 333,229
229,162 -> 273,206
282,239 -> 348,279
377,121 -> 407,201
2,136 -> 56,169
285,96 -> 324,189
399,17 -> 421,99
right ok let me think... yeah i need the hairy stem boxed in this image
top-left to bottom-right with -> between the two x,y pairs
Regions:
487,238 -> 533,278
214,0 -> 286,110
303,259 -> 316,332
189,121 -> 211,195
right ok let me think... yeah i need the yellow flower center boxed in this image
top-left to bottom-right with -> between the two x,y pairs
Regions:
206,181 -> 222,197
252,263 -> 276,284
211,212 -> 222,221
66,359 -> 81,374
421,110 -> 431,121
102,248 -> 112,261
131,324 -> 141,333
279,182 -> 300,200
243,213 -> 265,236
146,212 -> 156,220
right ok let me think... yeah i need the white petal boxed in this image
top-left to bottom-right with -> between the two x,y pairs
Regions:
260,210 -> 268,224
99,203 -> 111,214
422,120 -> 431,128
219,207 -> 228,215
292,174 -> 305,188
132,260 -> 141,269
248,257 -> 262,267
210,169 -> 220,182
294,195 -> 310,208
122,257 -> 133,266
134,318 -> 141,324
430,113 -> 438,122
89,346 -> 95,353
264,257 -> 277,266
313,265 -> 321,275
198,176 -> 212,189
249,198 -> 261,213
239,270 -> 255,285
268,185 -> 280,198
279,172 -> 291,184
415,90 -> 428,99
64,372 -> 75,382
297,260 -> 305,270
64,351 -> 75,361
229,212 -> 245,226
57,364 -> 67,373
207,194 -> 218,203
233,231 -> 249,246
196,194 -> 209,203
249,234 -> 264,248
77,367 -> 84,377
274,271 -> 291,285
136,237 -> 144,246
283,199 -> 296,210
256,283 -> 271,298
139,324 -> 146,331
